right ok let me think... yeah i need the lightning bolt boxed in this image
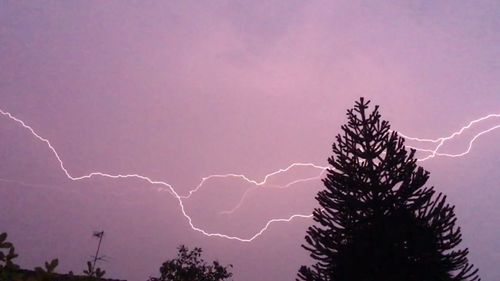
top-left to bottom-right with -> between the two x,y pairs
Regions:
219,170 -> 327,215
398,114 -> 500,161
180,162 -> 328,199
0,109 -> 317,242
220,116 -> 500,215
0,109 -> 498,242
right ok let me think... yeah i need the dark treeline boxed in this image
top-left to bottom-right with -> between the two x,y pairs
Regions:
0,231 -> 111,281
0,231 -> 232,281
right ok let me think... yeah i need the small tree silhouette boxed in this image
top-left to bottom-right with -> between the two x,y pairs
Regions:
0,232 -> 59,281
149,245 -> 232,281
0,232 -> 20,280
298,98 -> 480,281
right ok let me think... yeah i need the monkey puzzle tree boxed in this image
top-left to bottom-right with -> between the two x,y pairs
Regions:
298,98 -> 480,281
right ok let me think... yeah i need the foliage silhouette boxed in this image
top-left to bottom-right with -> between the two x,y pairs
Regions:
0,232 -> 115,281
83,261 -> 106,279
0,232 -> 60,281
298,98 -> 480,281
0,232 -> 20,280
148,245 -> 232,281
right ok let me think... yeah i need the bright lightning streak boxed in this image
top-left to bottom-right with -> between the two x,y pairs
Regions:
215,116 -> 500,215
0,109 -> 499,242
396,113 -> 500,161
426,125 -> 500,158
411,124 -> 500,161
219,170 -> 326,215
0,109 -> 317,242
397,114 -> 500,143
180,163 -> 328,199
405,125 -> 500,159
221,119 -> 500,215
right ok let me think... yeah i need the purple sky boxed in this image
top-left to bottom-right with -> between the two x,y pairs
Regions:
0,1 -> 499,280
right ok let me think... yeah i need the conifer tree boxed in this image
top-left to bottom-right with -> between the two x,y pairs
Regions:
298,98 -> 480,281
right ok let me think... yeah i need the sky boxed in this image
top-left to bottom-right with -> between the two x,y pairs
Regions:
0,1 -> 499,280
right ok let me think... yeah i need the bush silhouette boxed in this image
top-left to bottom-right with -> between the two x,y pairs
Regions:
0,231 -> 112,281
149,245 -> 232,281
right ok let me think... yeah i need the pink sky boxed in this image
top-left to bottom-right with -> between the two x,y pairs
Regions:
0,1 -> 499,280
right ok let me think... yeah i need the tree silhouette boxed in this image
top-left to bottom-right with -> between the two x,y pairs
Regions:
298,98 -> 480,281
0,232 -> 60,281
0,231 -> 119,281
148,245 -> 232,281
